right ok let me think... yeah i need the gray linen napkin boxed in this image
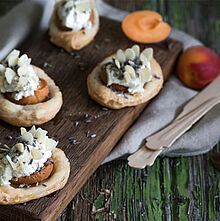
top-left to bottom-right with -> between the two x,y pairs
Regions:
0,0 -> 219,164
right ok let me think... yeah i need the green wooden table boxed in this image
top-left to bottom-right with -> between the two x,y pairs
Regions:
0,0 -> 220,220
59,1 -> 220,220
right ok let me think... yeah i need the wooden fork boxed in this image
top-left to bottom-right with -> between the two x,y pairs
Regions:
128,75 -> 220,169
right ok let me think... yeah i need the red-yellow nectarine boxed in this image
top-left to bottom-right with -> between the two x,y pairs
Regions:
177,46 -> 220,90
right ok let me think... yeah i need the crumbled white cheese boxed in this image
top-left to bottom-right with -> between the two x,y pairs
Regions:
0,126 -> 58,186
105,45 -> 153,94
57,0 -> 92,32
0,49 -> 39,100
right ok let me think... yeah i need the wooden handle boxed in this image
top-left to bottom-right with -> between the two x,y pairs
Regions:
146,95 -> 220,150
128,95 -> 220,169
127,146 -> 162,168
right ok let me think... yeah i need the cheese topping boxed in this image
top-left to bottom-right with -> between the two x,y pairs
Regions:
57,0 -> 93,31
105,45 -> 153,94
0,126 -> 58,186
0,49 -> 39,100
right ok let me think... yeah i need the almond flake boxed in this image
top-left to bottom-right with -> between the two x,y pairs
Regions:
36,128 -> 47,143
15,143 -> 24,153
20,127 -> 27,136
64,0 -> 74,8
31,149 -> 42,160
139,68 -> 151,83
6,49 -> 20,61
125,48 -> 136,61
8,55 -> 18,67
17,54 -> 31,66
142,48 -> 153,61
75,2 -> 92,12
45,138 -> 58,151
132,45 -> 140,57
124,65 -> 135,78
116,49 -> 126,62
140,53 -> 148,65
123,71 -> 131,83
22,132 -> 34,144
114,59 -> 120,69
5,68 -> 16,84
29,125 -> 36,136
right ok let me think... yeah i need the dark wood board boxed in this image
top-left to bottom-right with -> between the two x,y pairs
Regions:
0,17 -> 182,221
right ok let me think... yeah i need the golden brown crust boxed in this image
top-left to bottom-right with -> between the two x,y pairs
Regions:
87,55 -> 164,109
0,65 -> 63,127
10,158 -> 54,185
49,0 -> 99,51
0,148 -> 70,205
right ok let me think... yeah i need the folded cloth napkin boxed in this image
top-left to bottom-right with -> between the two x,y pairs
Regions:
0,0 -> 219,164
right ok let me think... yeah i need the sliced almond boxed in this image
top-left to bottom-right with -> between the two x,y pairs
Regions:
22,132 -> 34,144
123,71 -> 131,83
31,149 -> 42,160
132,45 -> 140,57
142,48 -> 153,61
75,1 -> 92,12
20,127 -> 27,136
139,53 -> 148,65
64,0 -> 74,8
138,68 -> 152,83
5,68 -> 16,84
6,49 -> 20,61
6,155 -> 16,169
15,143 -> 24,153
114,59 -> 120,69
128,60 -> 135,66
17,54 -> 31,67
125,65 -> 135,78
36,128 -> 47,143
116,49 -> 126,63
45,138 -> 58,151
8,55 -> 18,67
125,48 -> 136,61
29,126 -> 36,136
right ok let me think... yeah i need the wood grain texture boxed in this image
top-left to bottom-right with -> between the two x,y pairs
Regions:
0,17 -> 182,220
60,0 -> 220,220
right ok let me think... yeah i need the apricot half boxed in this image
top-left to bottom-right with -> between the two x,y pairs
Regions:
6,78 -> 49,105
100,66 -> 128,92
122,10 -> 171,43
177,46 -> 220,90
10,158 -> 54,185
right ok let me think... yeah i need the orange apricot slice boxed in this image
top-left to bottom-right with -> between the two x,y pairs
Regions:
122,10 -> 171,43
6,78 -> 49,105
10,158 -> 54,185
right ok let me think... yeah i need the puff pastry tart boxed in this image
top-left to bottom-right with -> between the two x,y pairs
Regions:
87,45 -> 164,109
0,49 -> 63,127
0,126 -> 70,205
49,0 -> 99,51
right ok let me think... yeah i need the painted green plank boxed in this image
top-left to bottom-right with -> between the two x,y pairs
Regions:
142,158 -> 163,221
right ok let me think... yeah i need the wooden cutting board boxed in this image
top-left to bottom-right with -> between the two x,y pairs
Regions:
0,17 -> 182,220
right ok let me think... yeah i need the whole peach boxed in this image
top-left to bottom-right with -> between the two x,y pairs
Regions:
177,46 -> 220,90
